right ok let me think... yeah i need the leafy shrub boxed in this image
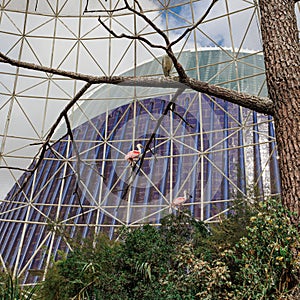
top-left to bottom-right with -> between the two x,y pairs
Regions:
227,198 -> 300,299
0,271 -> 39,300
40,234 -> 129,300
39,198 -> 300,299
160,243 -> 233,299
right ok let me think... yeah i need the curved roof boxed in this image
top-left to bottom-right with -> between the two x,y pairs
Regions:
56,48 -> 266,136
0,1 -> 286,284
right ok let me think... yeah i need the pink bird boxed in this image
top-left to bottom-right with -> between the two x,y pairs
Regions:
125,143 -> 144,166
172,190 -> 192,207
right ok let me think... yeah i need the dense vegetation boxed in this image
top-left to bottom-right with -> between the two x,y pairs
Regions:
1,198 -> 300,299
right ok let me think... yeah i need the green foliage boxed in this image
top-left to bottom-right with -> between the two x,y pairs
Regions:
39,198 -> 300,300
116,214 -> 209,299
40,234 -> 129,300
227,198 -> 300,299
0,271 -> 39,300
195,199 -> 255,262
160,243 -> 233,299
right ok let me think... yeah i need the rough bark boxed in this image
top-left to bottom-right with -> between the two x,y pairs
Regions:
259,0 -> 300,223
183,77 -> 274,115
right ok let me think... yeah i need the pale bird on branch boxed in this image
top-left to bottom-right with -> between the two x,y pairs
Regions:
162,54 -> 173,77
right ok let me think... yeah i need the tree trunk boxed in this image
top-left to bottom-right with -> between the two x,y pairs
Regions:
259,0 -> 300,224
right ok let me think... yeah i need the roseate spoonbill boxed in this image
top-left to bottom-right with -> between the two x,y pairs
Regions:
162,54 -> 173,77
172,190 -> 192,207
125,143 -> 144,166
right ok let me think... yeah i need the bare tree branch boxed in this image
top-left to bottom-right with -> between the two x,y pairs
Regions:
85,6 -> 127,14
124,0 -> 170,46
118,77 -> 274,115
121,87 -> 186,200
97,16 -> 166,51
169,0 -> 218,48
0,52 -> 274,115
83,0 -> 127,14
170,103 -> 194,128
133,0 -> 144,13
183,77 -> 274,115
96,0 -> 217,78
64,114 -> 87,220
123,0 -> 188,78
1,82 -> 92,198
0,52 -> 107,83
63,115 -> 81,195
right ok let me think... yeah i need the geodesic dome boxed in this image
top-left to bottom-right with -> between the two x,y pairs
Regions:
0,0 -> 299,283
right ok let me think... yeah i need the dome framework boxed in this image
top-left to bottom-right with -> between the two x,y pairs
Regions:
0,0 -> 299,283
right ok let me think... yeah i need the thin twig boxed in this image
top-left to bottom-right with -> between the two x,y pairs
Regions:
64,114 -> 87,222
121,87 -> 186,200
6,83 -> 92,199
35,0 -> 39,11
63,116 -> 81,194
123,0 -> 187,78
97,0 -> 217,81
124,0 -> 170,46
170,0 -> 218,48
97,16 -> 166,51
86,6 -> 127,14
133,0 -> 143,13
170,103 -> 194,128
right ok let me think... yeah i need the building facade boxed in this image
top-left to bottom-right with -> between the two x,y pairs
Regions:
0,49 -> 280,282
